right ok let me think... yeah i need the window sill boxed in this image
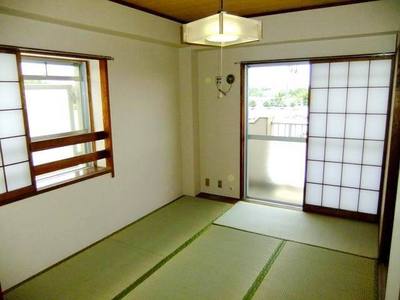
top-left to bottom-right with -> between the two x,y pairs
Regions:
36,166 -> 112,193
0,166 -> 112,206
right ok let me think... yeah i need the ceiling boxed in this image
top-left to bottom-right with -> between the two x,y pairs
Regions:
110,0 -> 374,23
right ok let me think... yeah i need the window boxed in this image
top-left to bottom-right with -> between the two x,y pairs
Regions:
22,58 -> 91,138
0,46 -> 114,206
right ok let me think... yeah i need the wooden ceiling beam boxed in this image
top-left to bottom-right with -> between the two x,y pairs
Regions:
110,0 -> 377,24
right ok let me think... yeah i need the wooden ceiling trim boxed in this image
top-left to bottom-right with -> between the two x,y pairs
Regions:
110,0 -> 377,24
109,0 -> 185,23
241,0 -> 377,19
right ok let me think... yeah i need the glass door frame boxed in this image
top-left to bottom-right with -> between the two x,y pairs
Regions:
240,53 -> 396,223
241,61 -> 310,208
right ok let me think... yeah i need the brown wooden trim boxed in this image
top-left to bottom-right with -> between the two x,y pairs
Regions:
0,48 -> 18,55
378,262 -> 388,300
304,204 -> 377,222
239,63 -> 245,199
377,55 -> 397,219
99,60 -> 115,177
242,0 -> 376,19
379,47 -> 400,262
0,186 -> 36,206
196,192 -> 239,204
15,51 -> 36,190
302,61 -> 314,207
0,168 -> 111,207
109,0 -> 184,23
240,53 -> 395,66
0,44 -> 113,61
33,150 -> 109,176
0,139 -> 8,193
110,0 -> 375,24
30,131 -> 107,152
36,167 -> 111,193
85,61 -> 98,167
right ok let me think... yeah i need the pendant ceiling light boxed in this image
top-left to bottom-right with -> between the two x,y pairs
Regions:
182,0 -> 262,98
182,1 -> 262,47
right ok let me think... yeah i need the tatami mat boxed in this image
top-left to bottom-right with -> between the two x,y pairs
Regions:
4,197 -> 378,300
214,201 -> 378,258
123,225 -> 283,300
5,196 -> 231,300
253,242 -> 377,300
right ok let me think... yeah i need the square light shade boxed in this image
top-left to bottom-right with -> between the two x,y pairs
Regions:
182,12 -> 262,47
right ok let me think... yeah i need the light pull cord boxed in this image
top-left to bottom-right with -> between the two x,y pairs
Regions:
216,45 -> 234,97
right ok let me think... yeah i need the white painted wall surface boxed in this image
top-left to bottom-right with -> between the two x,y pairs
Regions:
0,1 -> 182,289
179,48 -> 200,196
0,0 -> 181,46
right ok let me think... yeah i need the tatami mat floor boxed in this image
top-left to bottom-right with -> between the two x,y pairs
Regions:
215,201 -> 378,258
5,196 -> 378,300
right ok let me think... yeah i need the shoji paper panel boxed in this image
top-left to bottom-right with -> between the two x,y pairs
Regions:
0,169 -> 6,193
0,52 -> 32,196
5,162 -> 31,191
306,58 -> 392,216
0,53 -> 19,81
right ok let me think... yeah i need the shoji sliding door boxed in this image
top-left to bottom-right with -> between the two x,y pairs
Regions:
0,51 -> 34,202
304,56 -> 393,220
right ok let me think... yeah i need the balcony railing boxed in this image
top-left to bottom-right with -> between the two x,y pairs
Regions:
248,117 -> 307,142
271,121 -> 307,138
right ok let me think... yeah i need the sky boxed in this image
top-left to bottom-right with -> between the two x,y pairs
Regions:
248,63 -> 310,92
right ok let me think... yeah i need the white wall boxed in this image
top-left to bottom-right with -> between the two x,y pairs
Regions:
192,0 -> 400,198
179,48 -> 200,196
386,167 -> 400,299
0,0 -> 182,290
0,0 -> 181,46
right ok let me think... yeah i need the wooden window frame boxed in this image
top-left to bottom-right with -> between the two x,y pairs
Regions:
0,45 -> 115,206
379,46 -> 400,262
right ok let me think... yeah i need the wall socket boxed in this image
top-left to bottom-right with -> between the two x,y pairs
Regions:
205,178 -> 210,187
218,180 -> 222,188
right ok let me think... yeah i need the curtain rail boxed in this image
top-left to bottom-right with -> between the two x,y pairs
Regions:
0,44 -> 114,60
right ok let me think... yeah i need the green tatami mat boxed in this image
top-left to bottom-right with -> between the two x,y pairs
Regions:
123,225 -> 283,300
5,196 -> 231,300
5,239 -> 163,300
109,196 -> 231,256
215,201 -> 378,258
253,242 -> 377,300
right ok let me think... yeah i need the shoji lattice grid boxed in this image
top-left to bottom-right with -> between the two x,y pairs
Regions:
305,58 -> 392,215
0,53 -> 32,194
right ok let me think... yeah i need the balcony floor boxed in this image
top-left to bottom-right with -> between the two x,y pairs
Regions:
247,182 -> 304,206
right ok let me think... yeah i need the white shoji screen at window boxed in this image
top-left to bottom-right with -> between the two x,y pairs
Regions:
0,53 -> 32,194
306,59 -> 392,215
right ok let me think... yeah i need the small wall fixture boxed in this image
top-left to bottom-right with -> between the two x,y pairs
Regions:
216,73 -> 235,97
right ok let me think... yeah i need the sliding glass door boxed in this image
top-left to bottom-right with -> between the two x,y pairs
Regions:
245,62 -> 310,206
244,55 -> 394,220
